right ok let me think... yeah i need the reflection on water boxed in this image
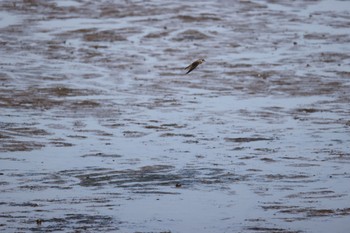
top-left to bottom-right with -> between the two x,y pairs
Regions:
0,0 -> 350,232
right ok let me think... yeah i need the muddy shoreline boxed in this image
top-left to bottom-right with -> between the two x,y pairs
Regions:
1,0 -> 350,232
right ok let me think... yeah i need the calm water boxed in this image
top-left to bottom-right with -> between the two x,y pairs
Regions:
1,0 -> 350,232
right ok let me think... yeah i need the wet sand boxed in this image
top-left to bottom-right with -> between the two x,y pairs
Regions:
0,0 -> 350,232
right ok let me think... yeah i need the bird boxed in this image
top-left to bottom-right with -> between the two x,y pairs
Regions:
184,59 -> 205,74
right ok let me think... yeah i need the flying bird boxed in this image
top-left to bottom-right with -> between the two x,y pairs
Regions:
184,59 -> 205,74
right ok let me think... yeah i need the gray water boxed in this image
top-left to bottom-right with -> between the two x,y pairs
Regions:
1,0 -> 350,232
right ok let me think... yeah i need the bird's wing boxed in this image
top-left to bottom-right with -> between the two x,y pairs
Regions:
184,64 -> 192,70
186,66 -> 196,74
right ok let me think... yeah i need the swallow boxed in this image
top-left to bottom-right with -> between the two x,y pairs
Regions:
184,59 -> 205,74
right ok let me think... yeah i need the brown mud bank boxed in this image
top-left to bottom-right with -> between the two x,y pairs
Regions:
1,0 -> 350,232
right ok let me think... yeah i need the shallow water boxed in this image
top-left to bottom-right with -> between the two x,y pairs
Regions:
1,0 -> 350,232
